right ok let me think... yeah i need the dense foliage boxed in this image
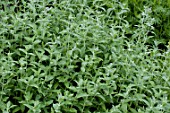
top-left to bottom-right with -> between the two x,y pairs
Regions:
0,0 -> 170,112
124,0 -> 170,47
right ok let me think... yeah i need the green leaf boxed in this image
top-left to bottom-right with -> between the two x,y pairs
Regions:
76,92 -> 89,98
33,40 -> 41,45
121,102 -> 128,113
24,92 -> 33,101
19,48 -> 27,54
129,108 -> 138,113
12,107 -> 21,113
68,108 -> 77,113
45,100 -> 53,106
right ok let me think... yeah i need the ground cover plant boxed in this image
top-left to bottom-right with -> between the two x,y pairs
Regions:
0,0 -> 170,113
123,0 -> 170,49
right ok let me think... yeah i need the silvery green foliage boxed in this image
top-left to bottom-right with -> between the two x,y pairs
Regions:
0,0 -> 170,113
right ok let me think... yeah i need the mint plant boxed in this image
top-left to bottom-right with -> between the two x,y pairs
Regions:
0,0 -> 170,113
